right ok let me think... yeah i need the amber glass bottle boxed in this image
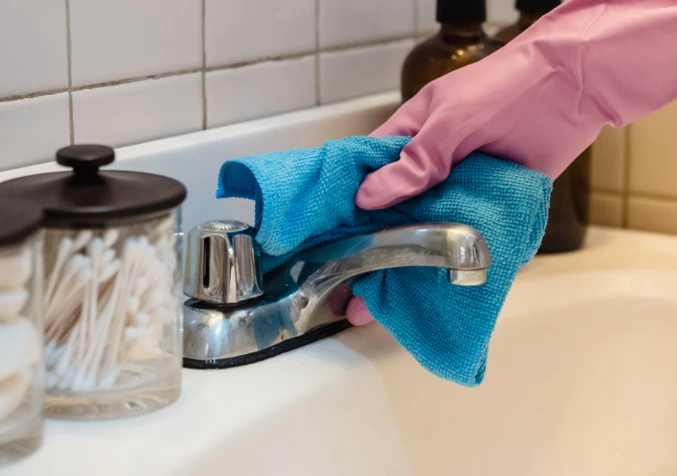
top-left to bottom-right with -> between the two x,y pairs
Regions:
495,0 -> 592,254
401,0 -> 500,103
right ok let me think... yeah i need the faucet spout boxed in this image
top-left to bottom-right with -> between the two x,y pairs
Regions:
267,223 -> 491,301
182,223 -> 491,369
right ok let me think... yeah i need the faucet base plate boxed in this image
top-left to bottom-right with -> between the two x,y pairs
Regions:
182,320 -> 353,370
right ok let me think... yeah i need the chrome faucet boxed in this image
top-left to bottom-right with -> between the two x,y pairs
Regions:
182,220 -> 491,369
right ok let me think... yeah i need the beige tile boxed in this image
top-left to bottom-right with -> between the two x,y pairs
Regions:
627,196 -> 677,235
628,100 -> 677,198
589,192 -> 623,228
590,126 -> 626,193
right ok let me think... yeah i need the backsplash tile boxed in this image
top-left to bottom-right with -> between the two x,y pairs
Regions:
628,100 -> 677,199
589,192 -> 623,228
319,40 -> 413,104
1,0 -> 677,238
206,0 -> 316,67
0,0 -> 68,98
590,126 -> 626,193
487,0 -> 519,25
627,197 -> 677,235
72,74 -> 202,147
416,0 -> 437,35
206,56 -> 316,127
0,94 -> 70,170
69,0 -> 201,86
318,0 -> 415,49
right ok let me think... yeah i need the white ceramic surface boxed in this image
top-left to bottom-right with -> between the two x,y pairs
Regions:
205,0 -> 316,67
0,93 -> 70,170
0,0 -> 68,98
73,73 -> 203,147
3,92 -> 677,475
206,56 -> 317,127
69,0 -> 201,86
318,0 -> 414,49
416,0 -> 437,35
319,40 -> 413,104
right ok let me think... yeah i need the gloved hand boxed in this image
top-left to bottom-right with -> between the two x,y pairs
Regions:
346,0 -> 677,326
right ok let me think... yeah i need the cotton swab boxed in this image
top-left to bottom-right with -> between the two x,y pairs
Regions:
43,214 -> 178,393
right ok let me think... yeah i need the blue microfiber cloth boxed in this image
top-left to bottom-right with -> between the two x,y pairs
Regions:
217,136 -> 552,386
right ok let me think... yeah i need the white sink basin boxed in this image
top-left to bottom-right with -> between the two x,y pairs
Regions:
5,94 -> 677,475
367,267 -> 677,476
11,232 -> 677,476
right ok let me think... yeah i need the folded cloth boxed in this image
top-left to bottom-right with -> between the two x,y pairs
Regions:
217,136 -> 552,386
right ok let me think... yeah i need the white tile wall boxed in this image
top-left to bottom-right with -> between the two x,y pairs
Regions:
72,74 -> 203,146
487,0 -> 519,25
69,0 -> 202,86
1,0 -> 584,177
205,0 -> 316,67
206,56 -> 316,127
9,1 -> 677,237
0,0 -> 69,98
319,40 -> 413,104
318,0 -> 415,49
416,0 -> 437,35
0,94 -> 70,170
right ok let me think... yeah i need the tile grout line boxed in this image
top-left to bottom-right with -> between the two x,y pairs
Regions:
314,0 -> 321,106
0,88 -> 70,103
320,35 -> 413,53
621,126 -> 632,228
625,191 -> 677,204
0,37 -> 410,104
206,50 -> 317,72
201,0 -> 207,130
65,0 -> 74,144
73,69 -> 203,91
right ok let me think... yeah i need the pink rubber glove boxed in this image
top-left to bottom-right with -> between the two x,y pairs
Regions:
346,0 -> 677,327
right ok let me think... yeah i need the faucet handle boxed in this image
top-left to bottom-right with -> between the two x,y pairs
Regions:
183,220 -> 263,304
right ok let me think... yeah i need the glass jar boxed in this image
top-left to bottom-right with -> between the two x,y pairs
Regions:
0,202 -> 44,466
0,145 -> 187,420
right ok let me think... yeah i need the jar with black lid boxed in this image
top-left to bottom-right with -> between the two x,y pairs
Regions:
0,145 -> 187,420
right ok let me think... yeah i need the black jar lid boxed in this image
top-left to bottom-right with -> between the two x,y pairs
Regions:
0,199 -> 43,247
437,0 -> 487,23
516,0 -> 561,14
0,144 -> 187,228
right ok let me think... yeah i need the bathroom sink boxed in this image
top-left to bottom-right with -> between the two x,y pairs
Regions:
5,94 -> 677,475
10,228 -> 677,476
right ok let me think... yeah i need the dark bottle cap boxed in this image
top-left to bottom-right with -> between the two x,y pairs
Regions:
0,199 -> 43,247
437,0 -> 487,23
0,144 -> 187,228
516,0 -> 561,14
